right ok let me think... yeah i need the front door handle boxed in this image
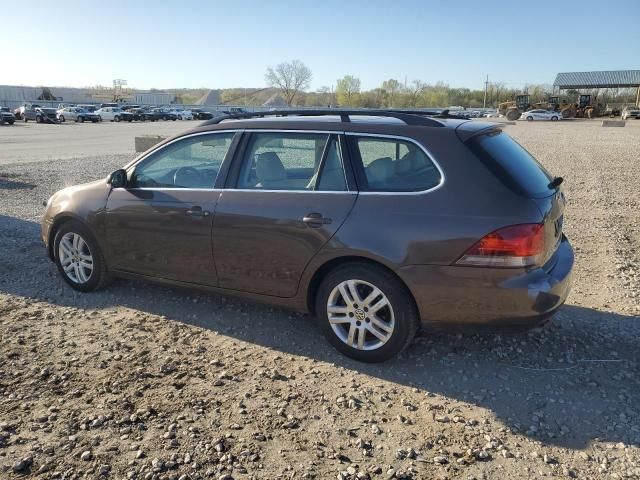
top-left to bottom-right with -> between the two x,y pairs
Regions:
186,206 -> 209,217
303,213 -> 332,227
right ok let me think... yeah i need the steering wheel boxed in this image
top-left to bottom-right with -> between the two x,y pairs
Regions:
173,166 -> 203,187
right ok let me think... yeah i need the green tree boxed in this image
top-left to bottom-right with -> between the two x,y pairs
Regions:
381,79 -> 402,107
336,75 -> 361,106
265,60 -> 312,106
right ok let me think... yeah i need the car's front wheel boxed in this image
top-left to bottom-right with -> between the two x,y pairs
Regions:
316,263 -> 419,362
551,116 -> 558,121
54,221 -> 110,292
59,115 -> 65,122
527,116 -> 533,121
114,115 -> 120,122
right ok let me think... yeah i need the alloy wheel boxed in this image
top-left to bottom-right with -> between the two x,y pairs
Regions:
327,279 -> 395,351
58,232 -> 94,284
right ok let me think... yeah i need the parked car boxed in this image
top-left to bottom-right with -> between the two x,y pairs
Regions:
57,107 -> 101,123
100,103 -> 121,109
621,106 -> 640,120
77,104 -> 99,113
520,109 -> 561,121
0,106 -> 16,125
484,110 -> 500,118
152,108 -> 177,121
20,104 -> 59,123
41,109 -> 573,362
139,108 -> 162,121
173,109 -> 193,120
95,107 -> 133,122
191,108 -> 213,120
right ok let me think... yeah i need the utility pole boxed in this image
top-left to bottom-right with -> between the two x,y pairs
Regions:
483,75 -> 489,109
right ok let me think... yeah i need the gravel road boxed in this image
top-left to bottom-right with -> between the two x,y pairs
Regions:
0,119 -> 639,479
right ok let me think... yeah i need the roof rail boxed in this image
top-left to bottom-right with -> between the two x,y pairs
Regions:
386,109 -> 472,120
201,109 -> 445,127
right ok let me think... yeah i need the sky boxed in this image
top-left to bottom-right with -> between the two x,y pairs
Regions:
3,0 -> 639,92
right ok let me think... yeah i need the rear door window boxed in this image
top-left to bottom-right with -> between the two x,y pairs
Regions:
351,136 -> 442,192
468,130 -> 553,198
236,132 -> 347,191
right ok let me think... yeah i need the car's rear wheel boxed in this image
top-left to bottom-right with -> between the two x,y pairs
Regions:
54,221 -> 110,292
316,263 -> 419,362
527,116 -> 533,121
551,116 -> 558,121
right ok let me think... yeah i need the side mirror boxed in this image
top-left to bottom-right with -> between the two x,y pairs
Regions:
108,169 -> 128,188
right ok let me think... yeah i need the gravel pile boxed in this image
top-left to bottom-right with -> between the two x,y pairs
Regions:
0,120 -> 638,479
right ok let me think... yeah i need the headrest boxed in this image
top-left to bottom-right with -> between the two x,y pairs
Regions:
256,152 -> 286,182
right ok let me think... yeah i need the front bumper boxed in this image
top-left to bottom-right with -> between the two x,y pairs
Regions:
397,236 -> 574,328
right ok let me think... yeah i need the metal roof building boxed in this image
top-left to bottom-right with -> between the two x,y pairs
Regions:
553,70 -> 640,89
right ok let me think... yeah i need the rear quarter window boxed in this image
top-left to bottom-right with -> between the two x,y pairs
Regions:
468,130 -> 553,198
352,136 -> 442,192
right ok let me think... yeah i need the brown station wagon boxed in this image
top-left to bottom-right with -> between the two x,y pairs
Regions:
41,110 -> 574,362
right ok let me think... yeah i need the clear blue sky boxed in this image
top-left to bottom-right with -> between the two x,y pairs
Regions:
5,0 -> 639,91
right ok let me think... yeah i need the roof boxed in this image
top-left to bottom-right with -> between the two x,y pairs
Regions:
553,70 -> 640,89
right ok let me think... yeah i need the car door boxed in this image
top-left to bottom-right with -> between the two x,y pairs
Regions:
105,131 -> 238,285
213,131 -> 357,297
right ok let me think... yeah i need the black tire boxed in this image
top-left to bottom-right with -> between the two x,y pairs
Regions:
92,119 -> 98,123
98,116 -> 102,122
315,262 -> 419,362
526,116 -> 533,121
79,116 -> 85,123
114,115 -> 120,122
7,120 -> 14,125
551,116 -> 558,121
23,115 -> 28,122
53,220 -> 111,292
36,115 -> 42,123
60,115 -> 65,122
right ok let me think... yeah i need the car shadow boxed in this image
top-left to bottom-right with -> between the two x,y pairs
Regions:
0,174 -> 36,190
1,214 -> 639,450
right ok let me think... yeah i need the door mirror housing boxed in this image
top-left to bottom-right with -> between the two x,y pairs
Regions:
108,169 -> 128,188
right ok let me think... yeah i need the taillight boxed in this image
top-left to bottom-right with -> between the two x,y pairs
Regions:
456,224 -> 545,268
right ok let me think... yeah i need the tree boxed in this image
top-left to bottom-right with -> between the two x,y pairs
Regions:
381,79 -> 401,107
265,60 -> 312,106
406,80 -> 426,107
336,75 -> 361,106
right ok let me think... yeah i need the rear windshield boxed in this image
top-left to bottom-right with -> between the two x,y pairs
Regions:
469,130 -> 553,198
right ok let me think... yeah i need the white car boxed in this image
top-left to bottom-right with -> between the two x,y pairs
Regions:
520,109 -> 561,121
484,110 -> 499,118
94,107 -> 133,122
621,106 -> 640,120
172,109 -> 193,120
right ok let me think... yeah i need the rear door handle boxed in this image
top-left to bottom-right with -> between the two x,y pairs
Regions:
303,213 -> 332,227
186,206 -> 209,217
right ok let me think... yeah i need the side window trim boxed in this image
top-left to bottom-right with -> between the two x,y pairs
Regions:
345,132 -> 445,195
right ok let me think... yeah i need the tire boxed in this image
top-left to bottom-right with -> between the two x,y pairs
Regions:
36,115 -> 42,123
177,115 -> 182,120
98,116 -> 102,122
92,119 -> 98,123
53,220 -> 111,292
23,115 -> 28,122
526,116 -> 533,121
315,262 -> 419,362
551,116 -> 558,121
59,115 -> 65,122
114,115 -> 121,122
8,120 -> 14,125
79,116 -> 85,123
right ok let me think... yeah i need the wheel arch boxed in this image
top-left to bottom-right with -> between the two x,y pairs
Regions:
48,213 -> 95,260
305,255 -> 418,317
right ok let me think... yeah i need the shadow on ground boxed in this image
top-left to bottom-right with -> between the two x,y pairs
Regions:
1,214 -> 639,450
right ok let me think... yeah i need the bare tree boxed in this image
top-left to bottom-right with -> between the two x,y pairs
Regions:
336,75 -> 361,106
265,60 -> 312,106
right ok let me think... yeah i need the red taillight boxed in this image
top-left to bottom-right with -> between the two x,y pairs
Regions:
456,224 -> 545,267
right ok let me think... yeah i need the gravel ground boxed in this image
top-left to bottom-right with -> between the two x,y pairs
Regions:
0,119 -> 639,479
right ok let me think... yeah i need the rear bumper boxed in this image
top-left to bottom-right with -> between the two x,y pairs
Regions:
397,236 -> 574,328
